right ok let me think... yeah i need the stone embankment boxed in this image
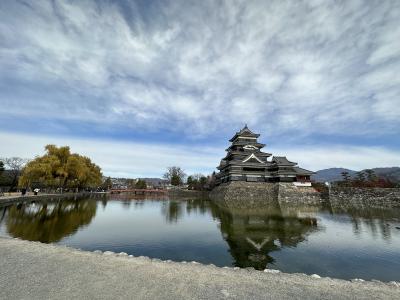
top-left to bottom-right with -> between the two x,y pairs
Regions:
0,237 -> 399,300
277,183 -> 324,206
210,182 -> 400,209
209,182 -> 278,208
329,187 -> 400,209
210,182 -> 324,209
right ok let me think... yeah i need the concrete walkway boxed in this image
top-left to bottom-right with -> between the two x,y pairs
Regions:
0,238 -> 399,300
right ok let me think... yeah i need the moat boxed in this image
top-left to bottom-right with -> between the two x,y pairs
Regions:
1,196 -> 400,282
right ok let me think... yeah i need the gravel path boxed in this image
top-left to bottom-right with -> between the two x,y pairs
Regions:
0,237 -> 399,299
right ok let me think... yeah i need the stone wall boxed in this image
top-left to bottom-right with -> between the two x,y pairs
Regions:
209,181 -> 279,209
210,183 -> 400,210
329,187 -> 400,209
209,182 -> 323,209
277,183 -> 325,206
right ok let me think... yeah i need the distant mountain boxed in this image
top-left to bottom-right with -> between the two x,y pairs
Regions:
104,177 -> 167,188
141,178 -> 168,187
372,168 -> 400,182
311,168 -> 356,182
312,167 -> 400,183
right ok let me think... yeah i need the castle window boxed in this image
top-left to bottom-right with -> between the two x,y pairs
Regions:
243,167 -> 264,172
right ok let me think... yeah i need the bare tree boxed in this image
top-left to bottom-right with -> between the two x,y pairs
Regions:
163,166 -> 186,186
1,157 -> 29,191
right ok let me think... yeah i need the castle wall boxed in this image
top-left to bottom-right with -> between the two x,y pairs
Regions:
209,182 -> 324,209
209,182 -> 279,209
210,183 -> 400,211
276,183 -> 325,206
329,187 -> 400,210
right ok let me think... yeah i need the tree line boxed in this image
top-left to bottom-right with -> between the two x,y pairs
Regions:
163,166 -> 216,190
1,146 -> 217,193
339,169 -> 398,188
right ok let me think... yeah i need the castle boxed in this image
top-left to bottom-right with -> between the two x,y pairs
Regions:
215,125 -> 314,186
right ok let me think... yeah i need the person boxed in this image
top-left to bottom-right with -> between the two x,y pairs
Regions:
33,188 -> 40,195
21,188 -> 26,196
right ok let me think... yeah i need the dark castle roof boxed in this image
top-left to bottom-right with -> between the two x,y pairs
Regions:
215,126 -> 315,183
293,167 -> 315,176
271,156 -> 296,166
229,125 -> 260,142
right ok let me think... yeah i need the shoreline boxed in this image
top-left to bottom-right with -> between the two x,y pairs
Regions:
0,237 -> 399,299
0,191 -> 107,206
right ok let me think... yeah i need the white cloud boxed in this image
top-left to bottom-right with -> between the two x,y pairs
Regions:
0,0 -> 399,139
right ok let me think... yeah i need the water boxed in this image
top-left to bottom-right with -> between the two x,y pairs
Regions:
1,196 -> 400,281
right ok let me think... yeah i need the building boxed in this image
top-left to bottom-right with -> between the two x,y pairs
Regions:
215,125 -> 314,185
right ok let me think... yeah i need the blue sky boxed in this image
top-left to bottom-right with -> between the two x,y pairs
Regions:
1,0 -> 400,178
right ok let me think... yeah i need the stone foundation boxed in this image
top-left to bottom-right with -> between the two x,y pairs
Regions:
209,182 -> 323,208
277,183 -> 325,206
210,183 -> 400,210
209,181 -> 278,209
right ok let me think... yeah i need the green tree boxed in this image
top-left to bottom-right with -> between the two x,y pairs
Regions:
187,173 -> 208,190
0,160 -> 4,191
170,174 -> 181,186
364,169 -> 377,182
355,171 -> 366,182
341,171 -> 351,182
135,179 -> 147,189
163,166 -> 186,186
187,175 -> 193,187
199,176 -> 207,190
101,177 -> 112,190
0,160 -> 4,175
126,179 -> 136,189
19,145 -> 102,190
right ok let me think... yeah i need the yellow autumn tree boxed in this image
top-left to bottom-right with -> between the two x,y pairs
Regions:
19,145 -> 102,190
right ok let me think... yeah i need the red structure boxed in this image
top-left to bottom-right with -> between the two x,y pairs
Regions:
110,189 -> 167,195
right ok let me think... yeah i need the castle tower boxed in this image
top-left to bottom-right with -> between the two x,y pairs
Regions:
215,125 -> 314,185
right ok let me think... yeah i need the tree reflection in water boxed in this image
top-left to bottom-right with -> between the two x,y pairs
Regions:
161,201 -> 184,223
332,206 -> 400,242
5,199 -> 97,243
162,199 -> 212,223
161,199 -> 319,270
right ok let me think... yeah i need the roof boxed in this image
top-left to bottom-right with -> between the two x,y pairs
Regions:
226,142 -> 266,151
271,156 -> 297,166
293,167 -> 315,175
217,159 -> 227,170
229,125 -> 260,142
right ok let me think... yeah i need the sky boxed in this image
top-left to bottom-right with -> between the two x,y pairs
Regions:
0,0 -> 400,178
